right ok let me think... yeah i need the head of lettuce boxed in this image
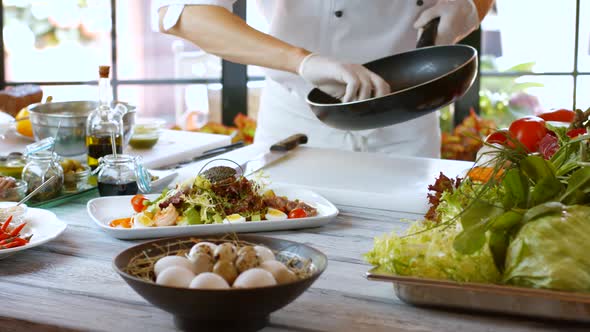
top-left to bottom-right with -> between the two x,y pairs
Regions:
504,204 -> 590,292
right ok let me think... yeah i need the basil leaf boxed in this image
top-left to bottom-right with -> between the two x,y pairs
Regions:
520,155 -> 556,183
454,200 -> 504,254
522,202 -> 565,223
489,210 -> 523,232
489,230 -> 509,273
502,168 -> 529,209
530,176 -> 564,206
560,167 -> 590,203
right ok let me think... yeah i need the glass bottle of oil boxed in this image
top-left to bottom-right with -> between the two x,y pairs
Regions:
86,66 -> 123,170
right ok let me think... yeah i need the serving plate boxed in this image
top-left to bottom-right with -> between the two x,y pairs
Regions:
87,185 -> 339,240
367,269 -> 590,323
0,207 -> 67,259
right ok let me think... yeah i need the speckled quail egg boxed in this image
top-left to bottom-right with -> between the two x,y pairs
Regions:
233,268 -> 277,288
260,260 -> 297,284
154,255 -> 197,277
189,272 -> 230,289
213,260 -> 238,285
222,214 -> 246,224
265,208 -> 287,221
254,245 -> 275,262
188,242 -> 217,259
237,245 -> 256,257
156,266 -> 195,288
187,253 -> 213,275
214,243 -> 237,262
235,249 -> 260,273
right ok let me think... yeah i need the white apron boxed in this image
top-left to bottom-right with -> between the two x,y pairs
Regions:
154,0 -> 443,157
253,0 -> 442,158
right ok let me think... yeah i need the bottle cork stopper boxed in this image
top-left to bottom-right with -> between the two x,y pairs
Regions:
99,66 -> 110,78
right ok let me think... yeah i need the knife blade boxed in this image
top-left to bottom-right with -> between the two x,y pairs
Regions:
240,134 -> 308,176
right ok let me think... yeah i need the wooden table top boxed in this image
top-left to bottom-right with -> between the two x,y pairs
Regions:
0,195 -> 584,332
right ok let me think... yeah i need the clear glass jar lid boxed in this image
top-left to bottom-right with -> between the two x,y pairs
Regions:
25,137 -> 55,156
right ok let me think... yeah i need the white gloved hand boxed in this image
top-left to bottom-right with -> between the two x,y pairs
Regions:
414,0 -> 480,45
298,54 -> 391,103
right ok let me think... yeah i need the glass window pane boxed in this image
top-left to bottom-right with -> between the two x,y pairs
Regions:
480,75 -> 574,127
40,85 -> 97,102
115,0 -> 221,80
576,75 -> 590,110
481,0 -> 576,73
578,0 -> 590,72
246,0 -> 268,78
3,0 -> 112,82
117,84 -> 221,128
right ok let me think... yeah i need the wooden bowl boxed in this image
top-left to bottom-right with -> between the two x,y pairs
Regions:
113,234 -> 328,331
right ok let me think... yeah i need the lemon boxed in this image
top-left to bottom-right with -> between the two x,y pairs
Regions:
15,108 -> 33,138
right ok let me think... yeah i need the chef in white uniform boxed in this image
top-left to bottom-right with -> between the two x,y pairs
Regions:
155,0 -> 493,158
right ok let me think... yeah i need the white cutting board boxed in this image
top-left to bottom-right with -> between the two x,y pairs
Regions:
173,145 -> 473,214
126,130 -> 230,169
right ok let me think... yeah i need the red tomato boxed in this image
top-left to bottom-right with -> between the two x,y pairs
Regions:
485,130 -> 510,145
567,128 -> 587,138
288,208 -> 307,219
538,109 -> 575,122
508,116 -> 548,152
131,194 -> 148,213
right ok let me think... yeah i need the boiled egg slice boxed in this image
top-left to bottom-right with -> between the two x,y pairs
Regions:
265,208 -> 287,221
223,214 -> 246,224
132,213 -> 154,228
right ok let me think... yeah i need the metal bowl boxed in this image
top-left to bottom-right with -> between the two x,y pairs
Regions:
28,101 -> 136,157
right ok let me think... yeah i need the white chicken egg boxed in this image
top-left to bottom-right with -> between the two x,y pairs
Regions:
154,256 -> 197,277
189,272 -> 230,289
265,208 -> 287,221
260,260 -> 297,284
222,214 -> 246,224
156,266 -> 195,288
233,268 -> 277,288
254,245 -> 275,262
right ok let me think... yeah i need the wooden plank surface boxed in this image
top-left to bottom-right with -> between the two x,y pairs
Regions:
0,195 -> 586,332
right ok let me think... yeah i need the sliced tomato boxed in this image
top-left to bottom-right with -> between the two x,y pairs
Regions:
485,130 -> 510,145
567,128 -> 587,138
131,194 -> 148,213
538,109 -> 575,122
288,208 -> 307,219
508,116 -> 548,152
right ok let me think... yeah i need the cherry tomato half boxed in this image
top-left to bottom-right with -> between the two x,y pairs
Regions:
538,109 -> 575,122
485,130 -> 510,145
288,208 -> 307,219
131,194 -> 149,213
508,116 -> 548,152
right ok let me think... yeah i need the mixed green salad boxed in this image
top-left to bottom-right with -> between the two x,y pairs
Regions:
367,108 -> 590,292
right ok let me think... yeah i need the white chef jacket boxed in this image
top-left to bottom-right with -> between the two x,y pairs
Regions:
155,0 -> 442,158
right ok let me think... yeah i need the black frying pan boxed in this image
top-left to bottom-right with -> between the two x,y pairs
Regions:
306,18 -> 478,131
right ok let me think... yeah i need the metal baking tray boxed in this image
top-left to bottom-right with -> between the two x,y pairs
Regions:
367,269 -> 590,323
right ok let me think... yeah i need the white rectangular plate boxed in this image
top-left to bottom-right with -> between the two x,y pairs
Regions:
86,185 -> 339,240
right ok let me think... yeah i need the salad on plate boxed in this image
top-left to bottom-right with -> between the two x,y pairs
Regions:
367,108 -> 590,293
110,166 -> 318,229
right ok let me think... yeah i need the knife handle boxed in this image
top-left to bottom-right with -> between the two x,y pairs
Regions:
270,134 -> 308,152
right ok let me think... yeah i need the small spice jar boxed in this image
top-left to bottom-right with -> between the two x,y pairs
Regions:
94,154 -> 151,196
22,138 -> 64,201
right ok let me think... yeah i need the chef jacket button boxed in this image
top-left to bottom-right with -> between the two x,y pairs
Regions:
334,10 -> 343,18
417,0 -> 424,6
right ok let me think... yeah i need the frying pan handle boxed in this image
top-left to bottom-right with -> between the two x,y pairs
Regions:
416,17 -> 440,48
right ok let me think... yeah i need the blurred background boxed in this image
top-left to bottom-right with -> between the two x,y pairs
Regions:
1,0 -> 589,156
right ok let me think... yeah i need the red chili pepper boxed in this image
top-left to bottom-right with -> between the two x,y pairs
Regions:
567,128 -> 587,138
2,241 -> 23,249
9,223 -> 26,238
1,215 -> 13,232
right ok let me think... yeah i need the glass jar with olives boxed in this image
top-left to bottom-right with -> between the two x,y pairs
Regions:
22,151 -> 64,201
